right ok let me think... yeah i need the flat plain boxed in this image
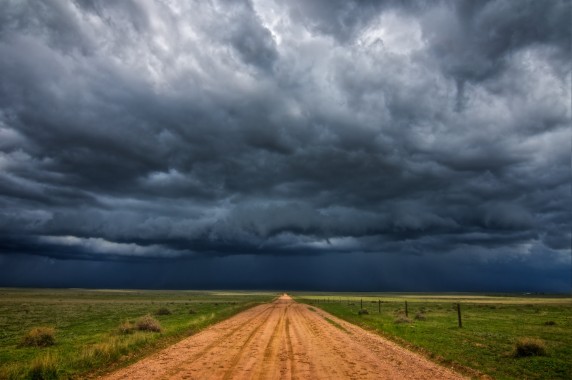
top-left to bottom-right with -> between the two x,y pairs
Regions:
1,289 -> 570,379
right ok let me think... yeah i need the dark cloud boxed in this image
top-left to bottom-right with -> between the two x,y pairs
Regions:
0,0 -> 570,291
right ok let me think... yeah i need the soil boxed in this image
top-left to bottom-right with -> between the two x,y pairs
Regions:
101,295 -> 465,379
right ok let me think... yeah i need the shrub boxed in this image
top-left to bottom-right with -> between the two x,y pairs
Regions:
135,315 -> 162,332
513,338 -> 547,357
394,315 -> 412,324
544,320 -> 557,326
20,327 -> 56,347
155,307 -> 172,316
358,309 -> 369,315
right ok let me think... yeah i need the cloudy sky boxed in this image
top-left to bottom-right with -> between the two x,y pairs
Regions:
0,0 -> 570,292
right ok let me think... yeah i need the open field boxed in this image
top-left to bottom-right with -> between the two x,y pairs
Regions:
293,293 -> 572,380
0,288 -> 275,379
2,290 -> 569,380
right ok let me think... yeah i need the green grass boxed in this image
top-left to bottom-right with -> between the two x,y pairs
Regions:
0,288 -> 275,379
294,293 -> 572,380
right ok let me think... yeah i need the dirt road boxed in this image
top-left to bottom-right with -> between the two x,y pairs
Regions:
102,295 -> 464,380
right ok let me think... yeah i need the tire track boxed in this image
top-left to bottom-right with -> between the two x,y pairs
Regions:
284,315 -> 295,380
288,304 -> 346,379
253,306 -> 284,379
221,305 -> 276,380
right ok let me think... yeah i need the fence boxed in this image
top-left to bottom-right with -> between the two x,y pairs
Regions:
308,297 -> 464,328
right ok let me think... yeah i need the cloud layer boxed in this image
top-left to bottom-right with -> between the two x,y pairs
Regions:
0,0 -> 570,290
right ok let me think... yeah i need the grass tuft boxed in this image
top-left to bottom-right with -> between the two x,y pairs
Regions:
135,315 -> 162,332
20,327 -> 56,348
117,321 -> 136,335
544,320 -> 556,326
414,312 -> 426,321
358,309 -> 369,315
28,352 -> 59,380
513,337 -> 547,357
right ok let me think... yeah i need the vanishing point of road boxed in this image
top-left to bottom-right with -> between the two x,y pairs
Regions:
102,295 -> 465,380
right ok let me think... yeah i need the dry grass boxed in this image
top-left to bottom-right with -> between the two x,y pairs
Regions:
414,312 -> 426,321
20,327 -> 56,348
79,339 -> 122,365
513,338 -> 547,357
28,352 -> 59,379
78,335 -> 151,368
135,315 -> 162,332
117,321 -> 136,335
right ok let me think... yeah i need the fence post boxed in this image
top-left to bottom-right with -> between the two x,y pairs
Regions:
378,299 -> 381,313
457,303 -> 463,328
405,301 -> 408,317
361,298 -> 363,309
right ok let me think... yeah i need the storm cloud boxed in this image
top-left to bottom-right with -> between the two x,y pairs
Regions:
0,0 -> 570,291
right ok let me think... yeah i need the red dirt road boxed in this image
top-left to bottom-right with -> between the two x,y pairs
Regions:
102,295 -> 465,380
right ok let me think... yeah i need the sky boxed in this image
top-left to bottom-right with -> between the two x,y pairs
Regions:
0,0 -> 570,292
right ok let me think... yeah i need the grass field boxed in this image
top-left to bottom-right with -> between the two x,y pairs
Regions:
294,293 -> 572,380
0,288 -> 275,379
